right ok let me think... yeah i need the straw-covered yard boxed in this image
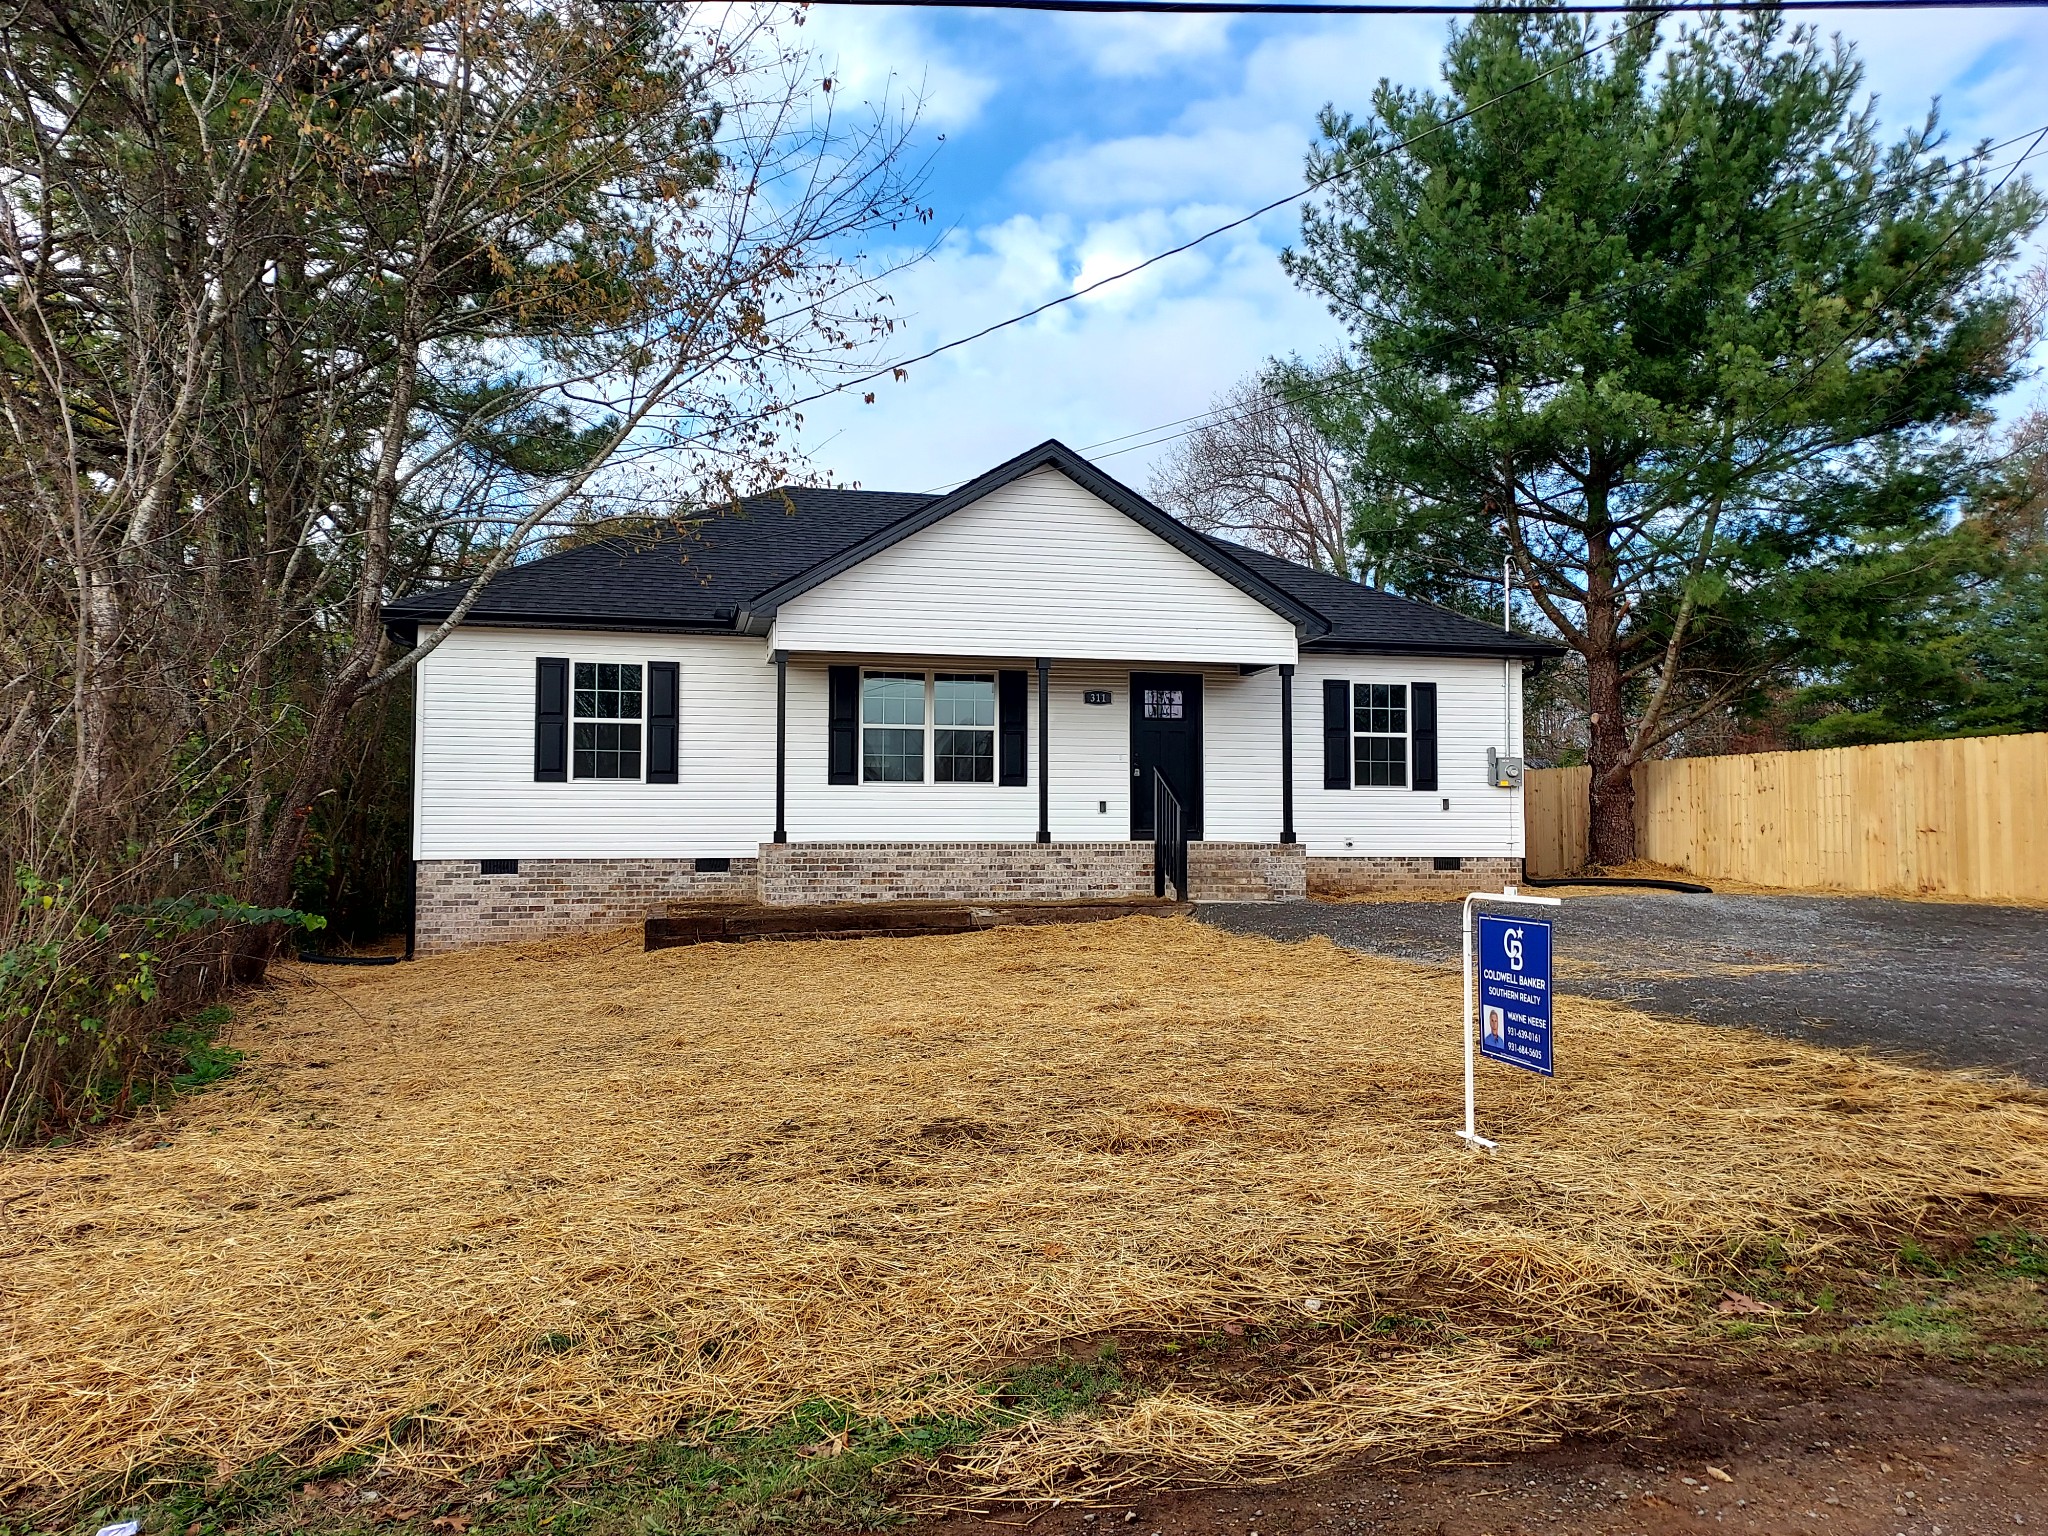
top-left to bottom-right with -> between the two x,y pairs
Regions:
5,916 -> 2047,1504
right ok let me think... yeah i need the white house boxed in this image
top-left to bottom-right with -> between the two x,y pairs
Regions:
385,440 -> 1561,952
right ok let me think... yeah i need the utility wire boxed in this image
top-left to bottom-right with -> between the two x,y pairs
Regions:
782,8 -> 1660,433
995,127 -> 2048,472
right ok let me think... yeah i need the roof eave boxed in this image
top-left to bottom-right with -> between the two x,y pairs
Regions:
1303,637 -> 1566,660
377,607 -> 744,637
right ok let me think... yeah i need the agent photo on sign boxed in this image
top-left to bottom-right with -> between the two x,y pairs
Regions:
1482,1005 -> 1506,1046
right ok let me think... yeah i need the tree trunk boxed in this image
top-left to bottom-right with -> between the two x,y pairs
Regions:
1581,482 -> 1637,867
1585,642 -> 1637,866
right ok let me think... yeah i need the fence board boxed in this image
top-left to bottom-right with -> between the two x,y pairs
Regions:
1522,732 -> 2048,900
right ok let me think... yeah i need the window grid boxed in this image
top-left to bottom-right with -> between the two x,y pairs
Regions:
934,674 -> 995,784
862,671 -> 925,783
1353,682 -> 1408,788
572,661 -> 643,780
861,671 -> 997,784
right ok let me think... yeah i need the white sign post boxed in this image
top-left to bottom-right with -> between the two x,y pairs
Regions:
1458,885 -> 1562,1151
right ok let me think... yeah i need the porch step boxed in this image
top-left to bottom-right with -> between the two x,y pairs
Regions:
643,897 -> 1189,951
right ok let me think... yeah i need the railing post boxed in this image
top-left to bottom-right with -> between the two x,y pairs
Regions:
1154,771 -> 1166,899
1151,768 -> 1187,903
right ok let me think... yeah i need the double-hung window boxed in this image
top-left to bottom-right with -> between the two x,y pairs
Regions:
861,672 -> 925,782
1353,682 -> 1408,787
573,661 -> 643,779
933,674 -> 995,782
861,671 -> 996,783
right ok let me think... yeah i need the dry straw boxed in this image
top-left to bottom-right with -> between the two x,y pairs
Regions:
4,918 -> 2045,1499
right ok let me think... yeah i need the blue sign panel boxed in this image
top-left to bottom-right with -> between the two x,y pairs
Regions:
1477,913 -> 1553,1077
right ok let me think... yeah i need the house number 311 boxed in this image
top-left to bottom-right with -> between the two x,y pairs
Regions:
1083,689 -> 1112,705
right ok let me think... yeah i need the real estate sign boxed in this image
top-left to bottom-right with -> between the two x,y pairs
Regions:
1477,913 -> 1553,1077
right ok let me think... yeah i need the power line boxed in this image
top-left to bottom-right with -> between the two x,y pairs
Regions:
800,8 -> 1662,453
1067,128 -> 2048,466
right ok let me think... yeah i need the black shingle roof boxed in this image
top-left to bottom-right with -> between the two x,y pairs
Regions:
385,487 -> 934,633
1212,541 -> 1558,658
384,450 -> 1561,660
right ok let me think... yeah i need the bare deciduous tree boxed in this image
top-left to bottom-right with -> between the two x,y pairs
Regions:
0,0 -> 927,1137
1146,372 -> 1353,578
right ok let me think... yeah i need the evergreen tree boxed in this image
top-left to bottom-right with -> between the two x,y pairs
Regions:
1283,5 -> 2042,863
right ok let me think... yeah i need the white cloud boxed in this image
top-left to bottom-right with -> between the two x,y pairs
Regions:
1023,123 -> 1306,213
778,6 -> 2048,491
1051,14 -> 1235,79
793,211 -> 1330,491
794,6 -> 998,131
1828,9 -> 2048,148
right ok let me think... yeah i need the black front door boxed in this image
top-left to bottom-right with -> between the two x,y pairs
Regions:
1130,672 -> 1202,840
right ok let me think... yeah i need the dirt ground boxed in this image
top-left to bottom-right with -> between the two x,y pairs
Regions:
1200,893 -> 2048,1084
7,917 -> 2048,1535
921,1372 -> 2047,1536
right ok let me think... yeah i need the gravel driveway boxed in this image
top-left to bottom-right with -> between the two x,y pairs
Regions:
1200,891 -> 2048,1084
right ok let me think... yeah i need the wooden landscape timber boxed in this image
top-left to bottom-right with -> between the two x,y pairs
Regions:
644,898 -> 1191,950
1524,732 -> 2048,901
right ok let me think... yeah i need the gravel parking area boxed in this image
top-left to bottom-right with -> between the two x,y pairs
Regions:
1201,891 -> 2048,1084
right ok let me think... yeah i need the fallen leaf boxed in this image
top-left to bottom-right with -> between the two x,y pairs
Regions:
1717,1291 -> 1781,1316
1221,1322 -> 1245,1337
1705,1466 -> 1734,1483
803,1429 -> 850,1459
430,1517 -> 471,1533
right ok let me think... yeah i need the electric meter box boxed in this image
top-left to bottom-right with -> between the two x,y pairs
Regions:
1487,749 -> 1525,789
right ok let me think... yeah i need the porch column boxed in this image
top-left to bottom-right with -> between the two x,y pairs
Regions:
773,650 -> 788,844
1280,663 -> 1296,843
1036,656 -> 1051,843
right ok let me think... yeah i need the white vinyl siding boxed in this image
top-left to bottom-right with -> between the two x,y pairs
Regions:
1262,655 -> 1525,858
413,627 -> 775,860
770,467 -> 1300,665
411,635 -> 1526,863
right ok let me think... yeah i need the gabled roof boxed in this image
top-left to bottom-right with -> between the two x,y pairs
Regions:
733,439 -> 1327,639
383,440 -> 1563,660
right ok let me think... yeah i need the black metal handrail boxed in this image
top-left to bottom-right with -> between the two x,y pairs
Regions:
1153,769 -> 1187,902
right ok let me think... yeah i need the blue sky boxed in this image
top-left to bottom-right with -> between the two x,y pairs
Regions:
784,3 -> 2048,493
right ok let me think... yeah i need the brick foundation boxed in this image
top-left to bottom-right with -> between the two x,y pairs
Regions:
414,857 -> 758,954
1306,855 -> 1522,898
756,840 -> 1308,906
758,841 -> 1154,905
1188,841 -> 1307,901
414,843 -> 1457,952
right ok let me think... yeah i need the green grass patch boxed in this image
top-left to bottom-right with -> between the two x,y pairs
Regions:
1001,1342 -> 1124,1417
37,1354 -> 1141,1536
163,1004 -> 244,1093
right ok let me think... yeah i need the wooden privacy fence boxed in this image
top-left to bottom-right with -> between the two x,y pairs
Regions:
1523,732 -> 2048,901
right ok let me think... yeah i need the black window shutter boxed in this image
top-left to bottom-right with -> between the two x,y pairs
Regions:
998,669 -> 1028,786
646,661 -> 680,784
1321,678 -> 1351,790
1410,681 -> 1438,791
828,665 -> 859,785
535,657 -> 569,782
